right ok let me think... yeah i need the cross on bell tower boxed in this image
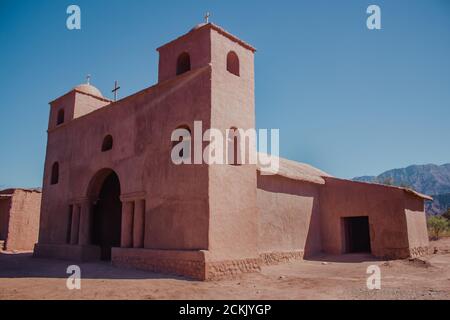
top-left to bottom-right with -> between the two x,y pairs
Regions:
204,12 -> 210,23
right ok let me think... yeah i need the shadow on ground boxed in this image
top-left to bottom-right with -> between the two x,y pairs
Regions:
304,252 -> 383,263
0,251 -> 192,281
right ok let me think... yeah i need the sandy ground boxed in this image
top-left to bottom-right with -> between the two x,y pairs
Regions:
1,238 -> 449,300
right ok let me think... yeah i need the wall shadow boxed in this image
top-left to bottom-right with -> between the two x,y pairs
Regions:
0,252 -> 194,281
257,173 -> 323,259
304,252 -> 382,263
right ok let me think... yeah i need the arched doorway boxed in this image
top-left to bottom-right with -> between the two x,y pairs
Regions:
88,169 -> 122,260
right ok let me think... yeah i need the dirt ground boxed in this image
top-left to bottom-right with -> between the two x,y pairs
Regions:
1,238 -> 449,300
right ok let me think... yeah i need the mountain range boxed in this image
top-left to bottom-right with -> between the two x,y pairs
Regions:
353,163 -> 450,215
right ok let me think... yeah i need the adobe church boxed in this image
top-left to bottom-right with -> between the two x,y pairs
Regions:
34,22 -> 431,280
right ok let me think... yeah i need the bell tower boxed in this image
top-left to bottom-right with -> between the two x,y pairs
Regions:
158,21 -> 259,278
48,78 -> 110,131
208,23 -> 258,272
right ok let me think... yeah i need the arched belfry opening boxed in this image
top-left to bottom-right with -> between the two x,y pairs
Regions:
176,52 -> 191,75
227,51 -> 240,76
87,169 -> 122,260
56,109 -> 65,125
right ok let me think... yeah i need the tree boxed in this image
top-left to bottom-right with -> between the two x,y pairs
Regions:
442,208 -> 450,221
427,216 -> 449,240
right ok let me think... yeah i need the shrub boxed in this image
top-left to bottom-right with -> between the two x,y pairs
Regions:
442,208 -> 450,221
427,216 -> 449,240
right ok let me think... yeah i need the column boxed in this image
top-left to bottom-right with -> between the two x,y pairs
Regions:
121,201 -> 134,248
70,205 -> 80,245
133,199 -> 145,248
78,199 -> 92,246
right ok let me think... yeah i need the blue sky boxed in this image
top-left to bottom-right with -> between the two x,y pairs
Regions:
1,0 -> 450,188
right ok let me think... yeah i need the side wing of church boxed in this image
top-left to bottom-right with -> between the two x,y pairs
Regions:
34,23 -> 430,280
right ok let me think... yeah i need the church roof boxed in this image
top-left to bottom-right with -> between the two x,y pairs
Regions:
403,188 -> 433,200
257,153 -> 331,184
74,83 -> 104,98
157,22 -> 256,53
206,23 -> 257,52
257,156 -> 432,200
191,22 -> 208,31
328,178 -> 433,201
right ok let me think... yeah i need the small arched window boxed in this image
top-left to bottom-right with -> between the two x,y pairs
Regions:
56,109 -> 65,125
171,125 -> 191,159
227,51 -> 240,76
228,127 -> 241,166
101,135 -> 113,152
51,162 -> 59,185
176,52 -> 191,75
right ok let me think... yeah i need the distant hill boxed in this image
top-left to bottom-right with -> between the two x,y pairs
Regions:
353,163 -> 450,215
426,193 -> 450,215
354,164 -> 450,195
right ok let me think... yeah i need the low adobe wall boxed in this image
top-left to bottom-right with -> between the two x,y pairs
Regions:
112,248 -> 261,281
1,189 -> 41,251
259,250 -> 304,266
112,248 -> 206,279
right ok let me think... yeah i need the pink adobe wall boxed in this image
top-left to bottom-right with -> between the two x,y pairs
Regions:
404,194 -> 429,256
207,27 -> 258,261
157,26 -> 211,83
2,190 -> 41,251
142,68 -> 212,250
48,92 -> 75,131
320,177 -> 413,258
257,173 -> 322,258
39,66 -> 212,250
73,92 -> 110,119
48,91 -> 110,132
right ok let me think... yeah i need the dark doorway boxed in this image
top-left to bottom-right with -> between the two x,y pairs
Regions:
91,172 -> 122,260
343,216 -> 371,253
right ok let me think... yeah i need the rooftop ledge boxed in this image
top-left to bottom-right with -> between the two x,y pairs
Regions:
157,22 -> 257,53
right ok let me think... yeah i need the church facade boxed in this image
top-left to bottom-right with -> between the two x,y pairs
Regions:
34,23 -> 430,280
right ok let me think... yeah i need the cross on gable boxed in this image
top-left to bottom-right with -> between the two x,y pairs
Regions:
112,80 -> 121,102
